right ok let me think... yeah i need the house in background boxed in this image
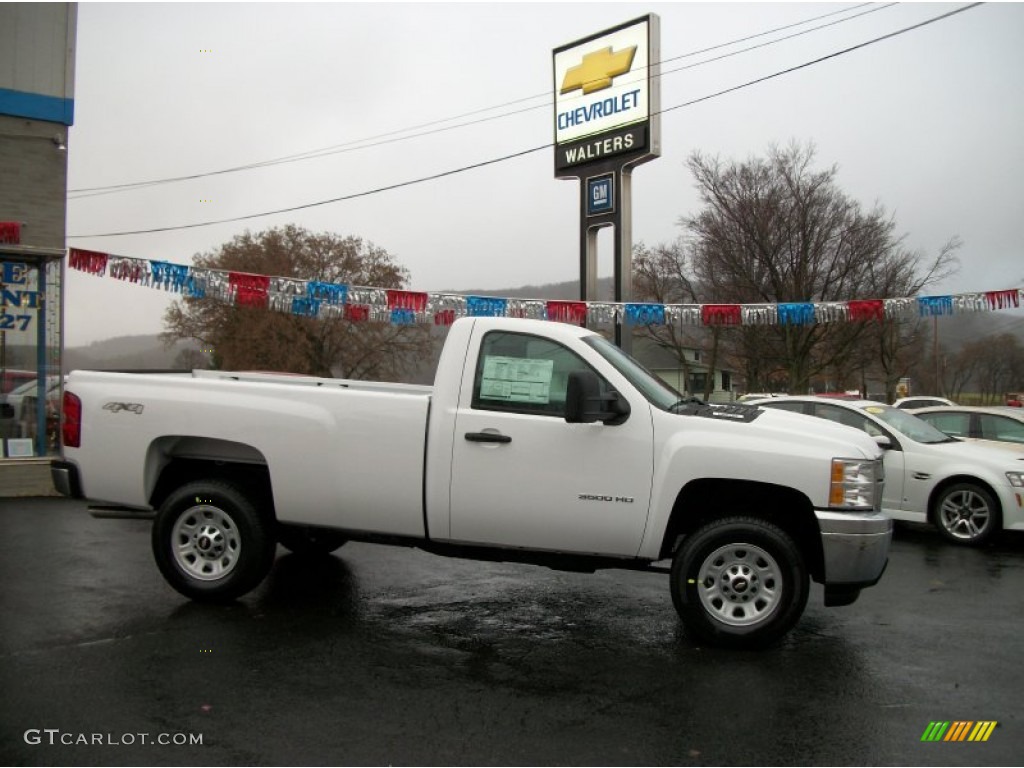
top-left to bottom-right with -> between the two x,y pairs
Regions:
632,336 -> 736,403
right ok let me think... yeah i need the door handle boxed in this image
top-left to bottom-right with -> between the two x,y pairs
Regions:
464,431 -> 512,444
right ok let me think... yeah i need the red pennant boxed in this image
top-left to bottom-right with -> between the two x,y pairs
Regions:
344,304 -> 370,322
701,304 -> 742,325
546,300 -> 587,325
68,248 -> 109,275
434,309 -> 456,326
847,300 -> 885,322
0,222 -> 21,245
985,289 -> 1019,310
386,289 -> 429,312
229,272 -> 270,308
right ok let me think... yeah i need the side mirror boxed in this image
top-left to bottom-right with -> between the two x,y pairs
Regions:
873,434 -> 892,450
565,370 -> 630,425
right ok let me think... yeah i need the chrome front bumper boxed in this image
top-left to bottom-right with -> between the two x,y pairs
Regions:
815,509 -> 893,587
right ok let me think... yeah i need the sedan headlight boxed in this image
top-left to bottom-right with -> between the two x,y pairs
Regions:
1007,472 -> 1024,488
830,458 -> 883,510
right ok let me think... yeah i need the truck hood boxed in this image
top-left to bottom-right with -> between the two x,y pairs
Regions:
668,402 -> 883,461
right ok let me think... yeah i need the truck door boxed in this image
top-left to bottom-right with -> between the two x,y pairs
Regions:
447,328 -> 654,557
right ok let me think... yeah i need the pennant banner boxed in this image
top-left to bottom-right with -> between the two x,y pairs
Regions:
66,249 -> 1024,331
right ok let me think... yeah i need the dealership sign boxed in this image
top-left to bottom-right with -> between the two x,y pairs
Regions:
553,16 -> 660,174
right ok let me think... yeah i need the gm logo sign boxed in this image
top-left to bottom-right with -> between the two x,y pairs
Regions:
587,174 -> 615,216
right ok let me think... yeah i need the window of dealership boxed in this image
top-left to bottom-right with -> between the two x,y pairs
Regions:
0,244 -> 63,459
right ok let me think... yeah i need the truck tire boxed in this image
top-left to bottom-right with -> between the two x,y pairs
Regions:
277,525 -> 348,556
670,517 -> 809,649
933,482 -> 1000,546
152,480 -> 276,602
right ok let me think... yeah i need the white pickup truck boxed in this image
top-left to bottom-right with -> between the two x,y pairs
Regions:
52,316 -> 891,648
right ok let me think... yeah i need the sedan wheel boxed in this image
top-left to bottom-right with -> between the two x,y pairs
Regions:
934,483 -> 1000,546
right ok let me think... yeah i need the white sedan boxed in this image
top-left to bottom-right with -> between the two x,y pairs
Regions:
909,406 -> 1024,454
748,397 -> 1024,546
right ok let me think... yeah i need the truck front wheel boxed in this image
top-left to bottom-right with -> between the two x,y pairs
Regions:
152,480 -> 275,602
671,517 -> 809,649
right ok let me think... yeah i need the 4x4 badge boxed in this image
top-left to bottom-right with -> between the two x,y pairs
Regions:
102,402 -> 144,414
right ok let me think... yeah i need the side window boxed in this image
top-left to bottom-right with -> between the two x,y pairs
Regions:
924,412 -> 970,438
471,331 -> 607,417
812,403 -> 882,437
979,415 -> 1024,444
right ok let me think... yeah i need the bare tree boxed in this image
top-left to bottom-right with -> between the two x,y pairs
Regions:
682,141 -> 959,393
973,333 -> 1024,403
173,347 -> 211,371
163,225 -> 432,380
858,237 -> 960,400
632,240 -> 702,390
939,341 -> 983,401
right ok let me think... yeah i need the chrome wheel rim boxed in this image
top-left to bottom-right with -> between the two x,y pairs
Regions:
171,505 -> 241,581
939,489 -> 991,540
696,543 -> 782,627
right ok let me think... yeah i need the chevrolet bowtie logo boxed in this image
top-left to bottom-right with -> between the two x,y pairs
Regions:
561,45 -> 637,95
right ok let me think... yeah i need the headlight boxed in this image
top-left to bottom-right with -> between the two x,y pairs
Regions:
830,458 -> 882,510
1007,472 -> 1024,488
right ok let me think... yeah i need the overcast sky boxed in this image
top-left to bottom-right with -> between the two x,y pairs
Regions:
63,1 -> 1024,346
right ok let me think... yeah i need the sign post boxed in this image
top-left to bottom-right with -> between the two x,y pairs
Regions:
553,14 -> 661,353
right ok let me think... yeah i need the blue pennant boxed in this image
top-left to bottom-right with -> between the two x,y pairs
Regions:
466,296 -> 508,317
777,303 -> 815,325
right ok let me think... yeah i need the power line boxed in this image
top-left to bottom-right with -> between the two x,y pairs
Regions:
68,2 -> 983,239
68,2 -> 889,198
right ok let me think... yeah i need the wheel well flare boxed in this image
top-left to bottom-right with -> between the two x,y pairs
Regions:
660,479 -> 824,582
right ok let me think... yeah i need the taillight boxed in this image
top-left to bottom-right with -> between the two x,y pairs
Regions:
62,391 -> 82,448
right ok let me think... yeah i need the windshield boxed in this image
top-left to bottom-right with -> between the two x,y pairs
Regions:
860,403 -> 957,444
583,335 -> 682,411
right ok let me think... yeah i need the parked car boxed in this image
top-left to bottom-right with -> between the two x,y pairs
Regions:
892,396 -> 956,409
748,396 -> 1024,546
1006,393 -> 1023,408
2,376 -> 64,445
0,368 -> 37,395
6,376 -> 63,421
909,406 -> 1024,454
736,392 -> 787,402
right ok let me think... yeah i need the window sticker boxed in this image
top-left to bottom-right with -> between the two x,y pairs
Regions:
864,406 -> 886,415
479,356 -> 554,404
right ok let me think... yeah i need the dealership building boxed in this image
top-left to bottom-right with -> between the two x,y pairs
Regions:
0,3 -> 75,492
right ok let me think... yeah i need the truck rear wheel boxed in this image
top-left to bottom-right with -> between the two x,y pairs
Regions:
671,517 -> 808,649
152,480 -> 275,602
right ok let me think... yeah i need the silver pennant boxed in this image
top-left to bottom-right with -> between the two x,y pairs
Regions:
953,293 -> 986,313
883,298 -> 916,320
815,302 -> 849,323
587,303 -> 617,326
678,305 -> 702,326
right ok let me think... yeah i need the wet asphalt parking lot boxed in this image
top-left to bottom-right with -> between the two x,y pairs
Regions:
0,497 -> 1021,766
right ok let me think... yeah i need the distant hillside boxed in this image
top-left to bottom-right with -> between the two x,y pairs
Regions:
63,335 -> 201,371
930,310 -> 1024,349
452,277 -> 614,301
